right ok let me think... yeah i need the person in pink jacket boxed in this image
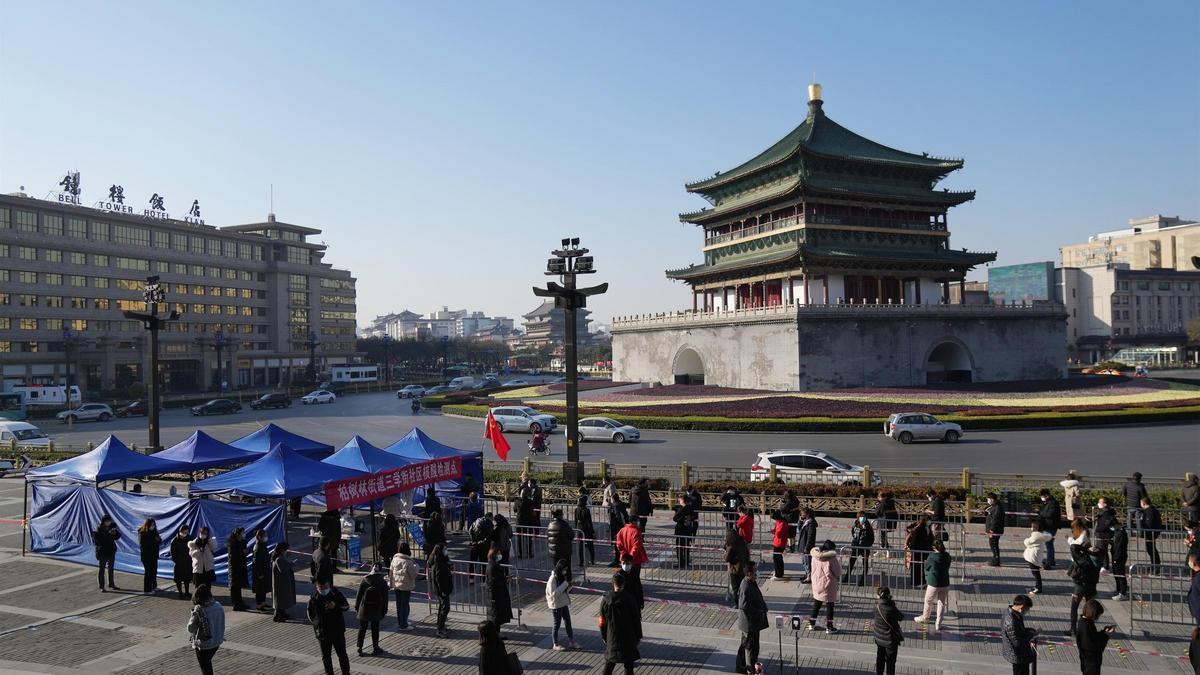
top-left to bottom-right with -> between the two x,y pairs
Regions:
806,540 -> 841,634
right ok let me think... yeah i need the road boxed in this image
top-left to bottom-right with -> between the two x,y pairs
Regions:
30,391 -> 1199,476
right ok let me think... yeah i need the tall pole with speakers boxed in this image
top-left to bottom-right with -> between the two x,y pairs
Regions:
307,331 -> 320,384
123,276 -> 180,452
533,238 -> 607,485
382,334 -> 392,384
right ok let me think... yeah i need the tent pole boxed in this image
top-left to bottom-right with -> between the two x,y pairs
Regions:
370,503 -> 378,564
282,498 -> 290,549
21,480 -> 28,557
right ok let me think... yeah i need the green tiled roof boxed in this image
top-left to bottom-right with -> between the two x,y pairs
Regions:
801,244 -> 996,267
666,247 -> 801,280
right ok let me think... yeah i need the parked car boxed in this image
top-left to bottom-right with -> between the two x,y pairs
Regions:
301,390 -> 337,405
884,412 -> 963,444
190,399 -> 242,416
577,417 -> 640,444
488,406 -> 557,434
502,379 -> 530,387
749,449 -> 879,485
396,385 -> 426,399
56,403 -> 114,423
317,381 -> 349,394
115,400 -> 162,417
249,392 -> 292,410
0,421 -> 52,448
424,385 -> 460,396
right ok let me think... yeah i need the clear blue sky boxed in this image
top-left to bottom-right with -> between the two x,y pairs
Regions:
2,2 -> 1197,328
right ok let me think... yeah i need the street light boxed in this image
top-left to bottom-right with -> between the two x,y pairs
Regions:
533,237 -> 607,485
61,328 -> 77,392
306,331 -> 320,384
382,334 -> 392,384
123,276 -> 181,452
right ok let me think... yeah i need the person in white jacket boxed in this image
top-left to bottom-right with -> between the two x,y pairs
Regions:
189,527 -> 216,588
388,542 -> 419,631
1060,473 -> 1082,522
544,559 -> 579,651
1022,521 -> 1053,595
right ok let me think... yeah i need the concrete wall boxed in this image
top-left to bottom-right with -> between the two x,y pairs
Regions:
613,319 -> 799,390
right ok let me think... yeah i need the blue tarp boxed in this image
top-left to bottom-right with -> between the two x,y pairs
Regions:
189,443 -> 365,499
26,435 -> 191,484
30,483 -> 285,584
149,430 -> 261,470
229,423 -> 334,458
323,435 -> 421,474
384,428 -> 483,510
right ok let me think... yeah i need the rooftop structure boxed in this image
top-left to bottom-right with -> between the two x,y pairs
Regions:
1060,215 -> 1200,271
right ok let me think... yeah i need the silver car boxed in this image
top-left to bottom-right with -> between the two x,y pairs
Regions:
885,412 -> 963,444
577,417 -> 640,444
489,406 -> 557,434
56,403 -> 114,423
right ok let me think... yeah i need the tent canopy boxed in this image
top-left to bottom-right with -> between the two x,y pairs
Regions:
150,430 -> 261,471
27,435 -> 190,484
229,423 -> 334,458
189,443 -> 365,499
323,435 -> 421,474
384,427 -> 482,495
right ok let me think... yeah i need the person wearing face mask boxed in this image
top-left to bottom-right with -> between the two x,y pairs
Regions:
1060,472 -> 1082,523
355,563 -> 389,656
1093,498 -> 1117,570
138,518 -> 161,594
171,526 -> 194,598
736,560 -> 768,674
844,511 -> 874,586
251,529 -> 272,611
982,493 -> 1006,567
1109,519 -> 1129,601
271,541 -> 297,622
724,526 -> 750,608
1000,594 -> 1038,675
307,577 -> 351,675
770,510 -> 788,579
93,514 -> 121,592
914,540 -> 950,631
619,553 -> 644,610
485,546 -> 513,630
1037,488 -> 1061,570
1075,599 -> 1115,675
1021,521 -> 1052,596
872,586 -> 904,675
1186,551 -> 1200,674
1067,541 -> 1102,637
226,527 -> 250,611
190,527 -> 216,589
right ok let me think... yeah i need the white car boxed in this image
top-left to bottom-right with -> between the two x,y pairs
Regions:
489,406 -> 557,434
396,385 -> 426,399
577,417 -> 640,444
749,449 -> 880,486
502,379 -> 530,387
56,403 -> 114,423
0,421 -> 52,448
884,412 -> 963,444
301,390 -> 337,405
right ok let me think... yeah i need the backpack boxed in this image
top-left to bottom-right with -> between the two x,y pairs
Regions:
194,605 -> 212,642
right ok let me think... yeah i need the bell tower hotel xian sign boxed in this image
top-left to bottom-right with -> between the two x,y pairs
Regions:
323,456 -> 462,510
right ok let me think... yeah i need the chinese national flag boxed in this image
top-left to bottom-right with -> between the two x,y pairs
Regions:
484,410 -> 511,461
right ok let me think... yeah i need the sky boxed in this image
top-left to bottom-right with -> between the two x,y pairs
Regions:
1,2 -> 1197,330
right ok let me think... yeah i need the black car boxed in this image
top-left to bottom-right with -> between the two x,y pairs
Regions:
190,399 -> 242,416
249,392 -> 291,410
115,400 -> 153,417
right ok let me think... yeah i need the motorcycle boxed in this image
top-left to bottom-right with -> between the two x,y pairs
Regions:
410,398 -> 421,414
527,434 -> 551,456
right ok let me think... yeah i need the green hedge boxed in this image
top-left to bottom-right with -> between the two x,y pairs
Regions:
443,403 -> 1200,432
689,480 -> 966,500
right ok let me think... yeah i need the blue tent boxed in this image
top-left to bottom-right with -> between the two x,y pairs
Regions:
149,430 -> 261,470
323,435 -> 421,474
27,435 -> 191,484
189,443 -> 365,499
229,423 -> 334,458
383,428 -> 483,508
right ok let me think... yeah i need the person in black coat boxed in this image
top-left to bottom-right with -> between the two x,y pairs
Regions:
226,527 -> 250,611
844,511 -> 874,586
1001,595 -> 1038,675
782,490 -> 801,553
378,514 -> 401,566
1110,522 -> 1129,600
1075,599 -> 1114,675
317,509 -> 341,548
1068,543 -> 1102,636
905,516 -> 934,588
672,495 -> 697,569
1037,488 -> 1062,569
491,514 -> 513,565
925,490 -> 946,541
93,514 -> 120,592
485,547 -> 513,628
423,511 -> 447,559
599,572 -> 642,675
1139,497 -> 1163,566
872,586 -> 904,675
307,578 -> 350,675
170,525 -> 193,598
722,487 -> 744,533
478,619 -> 515,675
736,561 -> 768,675
983,493 -> 1006,566
515,489 -> 536,559
251,529 -> 272,611
546,509 -> 574,579
1123,473 -> 1149,534
1094,498 -> 1117,569
724,528 -> 750,608
631,479 -> 653,530
425,485 -> 443,519
137,518 -> 161,594
311,537 -> 335,586
469,512 -> 494,572
429,544 -> 454,637
875,491 -> 899,549
607,493 -> 629,566
575,493 -> 596,566
355,564 -> 389,656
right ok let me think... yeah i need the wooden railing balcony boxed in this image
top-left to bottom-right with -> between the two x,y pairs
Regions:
704,214 -> 946,247
612,301 -> 1068,330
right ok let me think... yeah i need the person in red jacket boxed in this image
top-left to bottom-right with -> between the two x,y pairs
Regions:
770,511 -> 788,579
616,521 -> 648,566
736,506 -> 755,545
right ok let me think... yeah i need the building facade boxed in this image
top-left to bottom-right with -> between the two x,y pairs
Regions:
0,191 -> 357,393
613,84 -> 1066,390
366,308 -> 514,341
521,301 -> 592,349
1060,215 -> 1199,271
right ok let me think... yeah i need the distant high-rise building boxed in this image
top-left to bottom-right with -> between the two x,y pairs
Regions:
1060,215 -> 1199,271
521,300 -> 591,348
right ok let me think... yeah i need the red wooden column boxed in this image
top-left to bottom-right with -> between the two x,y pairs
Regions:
822,275 -> 829,304
801,271 -> 809,305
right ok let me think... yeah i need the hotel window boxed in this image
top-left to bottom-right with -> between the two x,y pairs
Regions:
91,222 -> 109,240
116,279 -> 141,290
116,300 -> 147,312
0,244 -> 7,257
153,231 -> 169,248
238,243 -> 252,260
1180,282 -> 1192,291
190,265 -> 204,276
224,287 -> 236,298
192,285 -> 206,296
67,218 -> 86,238
190,236 -> 204,253
44,273 -> 62,285
192,304 -> 206,314
289,274 -> 307,290
223,268 -> 237,280
45,318 -> 63,330
0,292 -> 7,304
0,342 -> 8,353
240,306 -> 253,316
18,271 -> 37,284
45,296 -> 64,308
209,286 -> 221,296
172,233 -> 188,251
70,275 -> 86,287
222,305 -> 235,315
222,241 -> 236,257
44,250 -> 62,263
240,289 -> 252,299
1136,281 -> 1149,290
20,319 -> 37,330
69,252 -> 86,265
70,319 -> 87,331
114,225 -> 150,246
207,238 -> 221,256
94,320 -> 110,331
173,263 -> 187,275
94,277 -> 110,288
155,261 -> 169,273
208,304 -> 220,314
92,299 -> 110,310
0,319 -> 7,329
70,297 -> 87,309
15,211 -> 37,232
43,215 -> 63,235
0,208 -> 8,228
289,291 -> 308,305
239,270 -> 252,281
90,254 -> 107,266
18,246 -> 36,260
18,295 -> 37,307
174,284 -> 187,294
286,246 -> 311,265
1117,281 -> 1130,291
116,257 -> 149,271
1158,281 -> 1171,291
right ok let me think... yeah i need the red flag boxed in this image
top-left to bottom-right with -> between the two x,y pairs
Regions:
484,410 -> 511,461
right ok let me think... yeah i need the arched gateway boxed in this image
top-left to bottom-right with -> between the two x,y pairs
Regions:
925,341 -> 974,384
672,347 -> 705,385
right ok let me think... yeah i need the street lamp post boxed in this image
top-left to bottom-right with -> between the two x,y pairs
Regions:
533,237 -> 607,485
123,276 -> 180,452
213,330 -> 227,391
382,334 -> 392,384
61,328 -> 76,392
306,331 -> 320,384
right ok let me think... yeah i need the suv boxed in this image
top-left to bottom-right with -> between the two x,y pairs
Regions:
885,413 -> 963,444
396,385 -> 426,399
56,403 -> 114,423
489,406 -> 558,434
191,399 -> 242,416
250,392 -> 291,410
749,449 -> 879,485
115,400 -> 154,417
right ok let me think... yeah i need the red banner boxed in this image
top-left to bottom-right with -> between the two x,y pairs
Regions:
323,456 -> 462,511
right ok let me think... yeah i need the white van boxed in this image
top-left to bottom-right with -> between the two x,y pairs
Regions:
9,385 -> 81,408
447,376 -> 477,390
0,421 -> 52,448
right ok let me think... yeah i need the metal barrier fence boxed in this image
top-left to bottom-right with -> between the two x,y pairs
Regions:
1124,528 -> 1192,568
1128,563 -> 1193,629
428,558 -> 524,627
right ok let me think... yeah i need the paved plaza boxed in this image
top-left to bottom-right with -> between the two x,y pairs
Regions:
0,477 -> 1195,674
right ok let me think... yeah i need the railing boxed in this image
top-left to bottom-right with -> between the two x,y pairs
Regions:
704,216 -> 804,247
1128,563 -> 1193,628
612,302 -> 1067,329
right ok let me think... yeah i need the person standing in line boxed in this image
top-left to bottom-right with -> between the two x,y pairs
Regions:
914,540 -> 951,631
1094,497 -> 1118,570
1123,472 -> 1149,536
515,488 -> 536,559
1021,521 -> 1052,595
307,577 -> 351,675
631,478 -> 652,531
722,486 -> 744,533
782,489 -> 801,553
1139,496 -> 1163,566
736,560 -> 768,674
311,537 -> 335,586
463,487 -> 484,534
844,511 -> 874,586
271,541 -> 297,622
924,490 -> 946,541
318,509 -> 341,560
575,491 -> 597,567
599,572 -> 642,675
1067,541 -> 1102,637
725,526 -> 750,608
672,494 -> 697,569
872,586 -> 904,675
983,493 -> 1006,567
429,543 -> 454,638
171,525 -> 193,598
905,515 -> 934,588
93,514 -> 120,592
547,508 -> 575,580
794,508 -> 817,582
251,529 -> 272,612
1001,594 -> 1038,675
190,527 -> 216,589
601,475 -> 618,511
469,511 -> 495,579
530,478 -> 544,529
423,510 -> 447,560
1110,519 -> 1130,601
1186,520 -> 1200,578
425,484 -> 443,520
388,542 -> 418,631
1185,552 -> 1200,674
378,514 -> 401,566
606,491 -> 629,567
186,584 -> 225,675
485,546 -> 513,631
806,540 -> 841,633
478,619 -> 516,675
138,518 -> 160,595
1061,472 -> 1083,524
1182,474 -> 1200,525
355,563 -> 389,655
875,491 -> 898,550
615,518 -> 648,581
491,514 -> 513,566
619,554 -> 645,610
1037,488 -> 1062,570
545,558 -> 579,650
226,527 -> 250,611
735,505 -> 755,550
770,511 -> 788,579
1075,599 -> 1114,675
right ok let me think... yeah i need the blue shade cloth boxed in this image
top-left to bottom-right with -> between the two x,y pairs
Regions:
228,423 -> 334,458
26,435 -> 191,484
323,435 -> 421,474
149,430 -> 262,471
30,483 -> 285,584
188,443 -> 366,499
383,427 -> 483,508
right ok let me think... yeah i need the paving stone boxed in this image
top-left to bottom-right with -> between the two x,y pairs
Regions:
117,645 -> 307,675
0,620 -> 139,667
2,568 -> 144,614
0,608 -> 40,632
0,559 -> 82,586
88,593 -> 207,632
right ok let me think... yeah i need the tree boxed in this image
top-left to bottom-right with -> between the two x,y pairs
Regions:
1188,316 -> 1200,343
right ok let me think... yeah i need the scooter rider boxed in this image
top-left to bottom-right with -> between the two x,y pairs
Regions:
529,429 -> 547,455
411,398 -> 421,414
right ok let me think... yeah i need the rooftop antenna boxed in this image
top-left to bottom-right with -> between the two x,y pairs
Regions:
268,183 -> 275,222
